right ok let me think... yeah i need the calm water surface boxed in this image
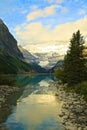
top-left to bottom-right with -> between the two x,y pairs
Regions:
4,75 -> 65,130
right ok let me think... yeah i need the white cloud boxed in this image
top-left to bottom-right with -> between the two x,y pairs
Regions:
46,0 -> 64,4
23,43 -> 68,54
27,5 -> 62,21
60,7 -> 68,13
15,17 -> 87,53
78,9 -> 86,15
21,10 -> 27,14
15,22 -> 53,43
30,5 -> 39,11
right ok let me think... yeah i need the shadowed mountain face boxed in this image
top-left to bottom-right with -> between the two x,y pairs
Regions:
0,51 -> 33,74
0,19 -> 23,59
0,19 -> 48,74
0,19 -> 64,74
18,46 -> 49,73
0,19 -> 34,74
18,45 -> 39,64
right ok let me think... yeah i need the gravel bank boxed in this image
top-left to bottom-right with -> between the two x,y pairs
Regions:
53,82 -> 87,130
0,85 -> 19,130
0,85 -> 19,108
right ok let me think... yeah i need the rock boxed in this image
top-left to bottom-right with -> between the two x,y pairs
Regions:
54,82 -> 87,130
0,124 -> 7,130
77,127 -> 82,130
0,19 -> 23,59
59,113 -> 64,117
0,85 -> 19,108
58,80 -> 62,85
83,126 -> 87,130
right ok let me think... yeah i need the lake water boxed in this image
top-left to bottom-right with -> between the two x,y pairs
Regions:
3,75 -> 65,130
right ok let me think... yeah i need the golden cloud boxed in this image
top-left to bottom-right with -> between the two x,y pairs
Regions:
15,17 -> 87,45
27,5 -> 60,21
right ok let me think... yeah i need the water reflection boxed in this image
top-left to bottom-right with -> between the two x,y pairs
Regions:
4,75 -> 64,130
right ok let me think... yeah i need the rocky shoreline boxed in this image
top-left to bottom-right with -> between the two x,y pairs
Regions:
0,85 -> 19,130
54,82 -> 87,130
0,82 -> 87,130
0,85 -> 19,108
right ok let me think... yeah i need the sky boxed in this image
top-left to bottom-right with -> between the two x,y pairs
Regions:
0,0 -> 87,54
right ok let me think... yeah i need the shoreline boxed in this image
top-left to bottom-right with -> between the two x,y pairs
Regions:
0,85 -> 19,130
53,82 -> 87,130
0,85 -> 19,108
0,81 -> 87,130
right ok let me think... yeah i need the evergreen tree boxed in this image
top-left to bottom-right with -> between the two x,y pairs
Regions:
63,30 -> 86,85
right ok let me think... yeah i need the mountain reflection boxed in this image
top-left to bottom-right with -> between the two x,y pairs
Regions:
4,75 -> 64,130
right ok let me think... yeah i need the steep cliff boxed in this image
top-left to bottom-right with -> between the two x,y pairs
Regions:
0,19 -> 34,74
0,19 -> 23,59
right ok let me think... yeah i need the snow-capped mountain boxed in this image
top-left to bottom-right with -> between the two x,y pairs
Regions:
18,46 -> 48,73
19,46 -> 64,70
18,45 -> 39,64
33,52 -> 64,69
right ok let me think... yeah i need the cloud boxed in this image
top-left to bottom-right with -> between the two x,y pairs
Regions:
15,16 -> 87,42
15,22 -> 53,43
27,5 -> 62,21
46,0 -> 64,4
15,17 -> 87,52
21,9 -> 27,14
30,5 -> 39,11
23,43 -> 68,54
78,9 -> 86,15
60,7 -> 68,13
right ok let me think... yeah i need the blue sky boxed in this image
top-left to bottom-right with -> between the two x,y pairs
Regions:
0,0 -> 87,53
0,0 -> 87,31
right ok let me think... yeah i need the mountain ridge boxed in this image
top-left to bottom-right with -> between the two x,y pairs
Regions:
0,19 -> 34,74
0,19 -> 23,59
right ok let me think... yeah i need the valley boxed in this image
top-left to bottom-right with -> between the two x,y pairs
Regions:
0,17 -> 87,130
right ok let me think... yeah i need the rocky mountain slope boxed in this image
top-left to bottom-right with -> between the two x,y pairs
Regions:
19,46 -> 64,72
0,51 -> 33,74
33,52 -> 64,69
19,45 -> 39,63
0,19 -> 34,74
19,46 -> 47,73
0,19 -> 23,59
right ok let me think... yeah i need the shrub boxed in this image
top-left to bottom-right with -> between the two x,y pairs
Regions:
0,75 -> 16,86
54,68 -> 64,80
75,81 -> 87,99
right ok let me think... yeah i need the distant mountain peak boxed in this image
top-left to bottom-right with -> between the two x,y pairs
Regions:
18,45 -> 39,64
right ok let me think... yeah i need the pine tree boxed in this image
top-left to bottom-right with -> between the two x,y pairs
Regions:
63,30 -> 86,85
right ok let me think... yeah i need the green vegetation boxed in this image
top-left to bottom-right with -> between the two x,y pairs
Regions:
54,68 -> 64,80
0,51 -> 33,74
63,30 -> 86,85
75,81 -> 87,101
0,75 -> 16,86
54,30 -> 87,99
64,81 -> 87,101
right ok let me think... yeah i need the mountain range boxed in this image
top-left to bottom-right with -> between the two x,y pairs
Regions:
33,52 -> 64,69
18,45 -> 64,72
0,19 -> 34,74
18,46 -> 48,73
0,19 -> 51,74
0,19 -> 63,74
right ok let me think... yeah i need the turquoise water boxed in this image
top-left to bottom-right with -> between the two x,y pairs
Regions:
4,75 -> 65,130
